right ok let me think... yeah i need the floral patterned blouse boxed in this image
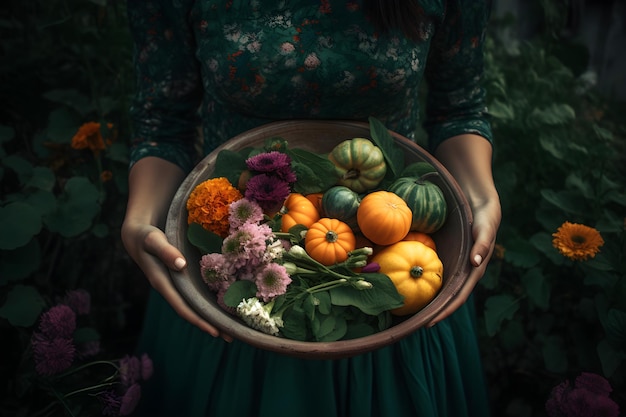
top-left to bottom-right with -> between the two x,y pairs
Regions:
128,0 -> 492,173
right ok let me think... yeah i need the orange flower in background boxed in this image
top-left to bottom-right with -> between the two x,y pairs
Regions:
187,177 -> 243,237
552,221 -> 604,261
71,122 -> 113,153
100,170 -> 113,182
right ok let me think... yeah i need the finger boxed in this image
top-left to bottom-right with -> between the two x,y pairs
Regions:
143,228 -> 188,271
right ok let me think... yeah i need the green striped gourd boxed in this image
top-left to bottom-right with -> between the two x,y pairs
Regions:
388,174 -> 447,233
327,137 -> 387,193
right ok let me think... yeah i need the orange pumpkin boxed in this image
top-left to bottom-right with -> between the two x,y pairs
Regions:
371,241 -> 443,316
402,231 -> 437,251
305,218 -> 356,265
305,192 -> 325,216
357,191 -> 412,246
280,193 -> 320,232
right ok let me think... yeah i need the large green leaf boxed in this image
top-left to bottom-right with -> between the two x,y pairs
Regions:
0,202 -> 42,250
0,239 -> 41,284
484,294 -> 519,337
368,116 -> 403,179
43,176 -> 100,237
0,285 -> 46,327
597,339 -> 626,377
329,273 -> 404,316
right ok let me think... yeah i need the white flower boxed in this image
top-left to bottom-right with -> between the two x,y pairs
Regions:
236,298 -> 283,336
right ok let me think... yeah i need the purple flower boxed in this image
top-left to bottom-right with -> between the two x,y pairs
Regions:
119,355 -> 141,387
63,289 -> 91,315
255,263 -> 292,301
140,353 -> 153,381
31,333 -> 76,376
274,165 -> 297,183
228,198 -> 264,231
119,383 -> 142,416
575,372 -> 613,397
99,390 -> 121,416
39,304 -> 76,339
244,174 -> 291,212
361,262 -> 381,273
246,151 -> 291,172
565,388 -> 620,417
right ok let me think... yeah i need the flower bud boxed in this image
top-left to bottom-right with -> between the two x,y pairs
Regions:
349,247 -> 373,257
351,280 -> 373,290
288,245 -> 308,258
360,262 -> 380,273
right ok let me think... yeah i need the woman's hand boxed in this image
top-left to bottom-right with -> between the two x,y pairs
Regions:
427,134 -> 502,326
122,157 -> 232,341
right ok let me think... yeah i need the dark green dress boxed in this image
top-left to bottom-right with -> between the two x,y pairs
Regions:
128,1 -> 493,416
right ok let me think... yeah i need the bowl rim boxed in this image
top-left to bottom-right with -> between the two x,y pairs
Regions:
165,119 -> 473,359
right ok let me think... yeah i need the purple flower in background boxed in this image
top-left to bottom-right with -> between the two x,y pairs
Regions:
255,263 -> 292,301
63,289 -> 91,315
31,334 -> 76,376
39,304 -> 76,339
99,390 -> 121,416
140,353 -> 153,381
244,174 -> 291,212
246,151 -> 291,173
546,373 -> 620,417
119,383 -> 142,416
119,355 -> 141,387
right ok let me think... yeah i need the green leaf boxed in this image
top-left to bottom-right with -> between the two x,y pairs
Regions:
604,308 -> 626,348
42,89 -> 94,116
43,177 -> 100,237
223,281 -> 257,308
487,99 -> 516,120
316,314 -> 348,342
368,116 -> 403,179
280,302 -> 309,341
2,155 -> 33,185
0,124 -> 15,143
0,239 -> 41,284
26,167 -> 56,191
484,294 -> 519,337
329,274 -> 404,316
45,107 -> 81,144
212,149 -> 248,186
597,339 -> 626,377
503,237 -> 541,268
529,232 -> 563,265
187,222 -> 223,254
540,189 -> 587,215
520,267 -> 550,310
527,103 -> 575,127
0,202 -> 42,250
541,335 -> 568,373
0,285 -> 46,327
287,148 -> 339,194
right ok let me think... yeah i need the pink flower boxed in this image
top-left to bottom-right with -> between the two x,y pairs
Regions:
200,253 -> 235,291
244,174 -> 291,212
39,304 -> 76,339
63,289 -> 91,315
119,383 -> 142,416
575,372 -> 613,397
255,263 -> 292,301
546,373 -> 620,417
99,390 -> 121,416
222,222 -> 274,270
119,355 -> 141,387
140,353 -> 154,381
228,198 -> 264,231
31,334 -> 76,376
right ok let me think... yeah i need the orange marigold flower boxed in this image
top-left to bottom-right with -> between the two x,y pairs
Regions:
552,221 -> 604,261
71,122 -> 113,153
100,170 -> 113,182
493,243 -> 506,260
187,177 -> 243,237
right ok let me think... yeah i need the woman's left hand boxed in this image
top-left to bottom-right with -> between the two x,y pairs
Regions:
427,134 -> 502,326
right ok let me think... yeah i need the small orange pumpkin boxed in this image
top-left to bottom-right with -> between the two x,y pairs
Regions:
305,192 -> 325,216
280,193 -> 320,232
371,240 -> 443,316
305,218 -> 356,266
402,231 -> 437,251
357,191 -> 412,246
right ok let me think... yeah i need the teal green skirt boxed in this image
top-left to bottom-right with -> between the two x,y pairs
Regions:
135,290 -> 491,417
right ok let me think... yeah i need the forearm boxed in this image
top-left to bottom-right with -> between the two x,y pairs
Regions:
434,134 -> 498,211
124,157 -> 187,228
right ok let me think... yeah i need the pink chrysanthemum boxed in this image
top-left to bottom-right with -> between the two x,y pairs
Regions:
222,222 -> 274,270
39,304 -> 76,339
246,151 -> 291,172
119,355 -> 141,387
575,372 -> 613,397
99,390 -> 121,416
140,353 -> 153,381
255,263 -> 292,301
228,198 -> 264,231
244,174 -> 291,212
200,253 -> 235,291
119,383 -> 142,416
31,334 -> 76,376
63,289 -> 91,315
545,373 -> 620,417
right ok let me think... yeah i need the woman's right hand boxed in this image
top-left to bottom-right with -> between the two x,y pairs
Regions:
121,157 -> 232,342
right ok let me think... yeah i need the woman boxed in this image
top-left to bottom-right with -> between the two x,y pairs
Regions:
122,1 -> 501,416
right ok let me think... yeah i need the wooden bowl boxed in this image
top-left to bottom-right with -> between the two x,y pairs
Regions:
165,120 -> 472,359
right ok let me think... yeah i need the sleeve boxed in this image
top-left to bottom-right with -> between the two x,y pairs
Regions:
127,0 -> 202,173
423,0 -> 493,151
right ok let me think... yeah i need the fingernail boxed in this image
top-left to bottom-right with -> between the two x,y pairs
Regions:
174,257 -> 186,270
474,254 -> 483,266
